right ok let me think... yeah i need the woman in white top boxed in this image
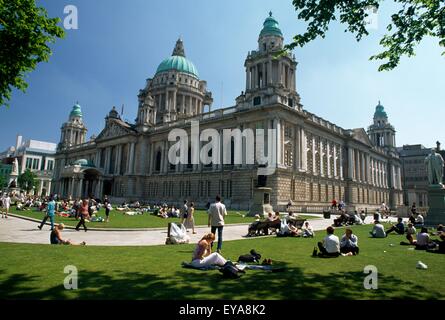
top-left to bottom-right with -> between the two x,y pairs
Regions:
302,221 -> 314,237
184,202 -> 196,234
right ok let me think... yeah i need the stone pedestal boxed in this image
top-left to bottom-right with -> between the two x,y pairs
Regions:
248,187 -> 274,217
424,185 -> 445,227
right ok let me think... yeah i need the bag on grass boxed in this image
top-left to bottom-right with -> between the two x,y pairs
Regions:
220,261 -> 244,279
169,223 -> 190,244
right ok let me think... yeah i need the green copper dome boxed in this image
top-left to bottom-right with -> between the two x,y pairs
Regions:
156,55 -> 199,78
70,103 -> 82,118
374,101 -> 388,118
260,12 -> 283,38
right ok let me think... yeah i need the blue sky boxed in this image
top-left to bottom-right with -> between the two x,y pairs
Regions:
1,0 -> 444,151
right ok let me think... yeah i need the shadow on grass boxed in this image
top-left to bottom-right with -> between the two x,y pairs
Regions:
0,265 -> 442,300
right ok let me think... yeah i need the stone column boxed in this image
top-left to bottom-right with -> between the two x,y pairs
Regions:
274,118 -> 282,167
333,144 -> 338,178
268,59 -> 273,85
246,67 -> 250,90
339,146 -> 344,180
128,142 -> 135,175
301,128 -> 307,171
327,141 -> 331,178
361,152 -> 366,184
78,178 -> 83,199
312,136 -> 317,175
319,139 -> 324,176
348,147 -> 354,181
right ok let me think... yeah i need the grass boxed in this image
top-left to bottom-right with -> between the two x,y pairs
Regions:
0,224 -> 444,300
9,207 -> 318,229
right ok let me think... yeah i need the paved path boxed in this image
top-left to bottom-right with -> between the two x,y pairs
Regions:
0,214 -> 399,246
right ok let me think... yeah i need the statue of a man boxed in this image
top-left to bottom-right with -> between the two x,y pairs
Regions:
425,150 -> 444,185
12,158 -> 19,174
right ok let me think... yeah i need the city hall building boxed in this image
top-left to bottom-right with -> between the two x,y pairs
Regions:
52,13 -> 404,211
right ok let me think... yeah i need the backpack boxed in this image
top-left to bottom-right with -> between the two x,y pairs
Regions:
238,249 -> 262,263
219,261 -> 244,279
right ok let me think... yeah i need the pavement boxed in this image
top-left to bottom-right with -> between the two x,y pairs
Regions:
0,214 -> 399,247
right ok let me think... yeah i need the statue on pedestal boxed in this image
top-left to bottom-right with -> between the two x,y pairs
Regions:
12,158 -> 19,175
425,150 -> 444,185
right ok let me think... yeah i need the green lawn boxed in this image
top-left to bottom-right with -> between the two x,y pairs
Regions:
0,224 -> 444,300
9,207 -> 317,229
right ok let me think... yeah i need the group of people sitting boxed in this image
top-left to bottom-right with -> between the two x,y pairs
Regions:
369,217 -> 445,253
313,226 -> 359,258
333,210 -> 365,227
247,211 -> 313,238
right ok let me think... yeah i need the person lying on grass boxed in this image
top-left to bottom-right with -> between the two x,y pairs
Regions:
50,224 -> 86,245
190,233 -> 227,268
340,228 -> 359,256
426,233 -> 445,254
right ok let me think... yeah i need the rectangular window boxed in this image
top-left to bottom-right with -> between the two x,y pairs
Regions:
32,158 -> 39,170
47,160 -> 54,171
26,158 -> 32,169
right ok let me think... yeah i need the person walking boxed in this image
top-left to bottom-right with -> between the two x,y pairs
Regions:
208,195 -> 227,253
180,200 -> 188,225
75,199 -> 89,232
38,195 -> 56,230
185,202 -> 196,234
104,199 -> 111,223
2,193 -> 11,219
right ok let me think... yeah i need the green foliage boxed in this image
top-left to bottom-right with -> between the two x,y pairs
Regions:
286,0 -> 445,71
17,169 -> 38,192
0,0 -> 65,107
0,174 -> 6,188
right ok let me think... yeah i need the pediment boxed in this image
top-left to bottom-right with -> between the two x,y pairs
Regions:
96,120 -> 135,140
351,128 -> 373,147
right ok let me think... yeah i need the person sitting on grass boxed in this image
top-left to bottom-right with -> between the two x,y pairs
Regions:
288,223 -> 302,237
247,214 -> 262,237
302,221 -> 314,238
415,227 -> 435,250
190,233 -> 227,268
400,223 -> 418,245
340,228 -> 359,256
426,233 -> 445,254
333,211 -> 349,227
314,226 -> 340,258
370,220 -> 386,238
431,224 -> 445,236
414,213 -> 425,227
50,224 -> 86,245
385,217 -> 405,235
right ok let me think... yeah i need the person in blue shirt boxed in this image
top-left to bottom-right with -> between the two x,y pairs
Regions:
38,195 -> 56,231
385,217 -> 405,235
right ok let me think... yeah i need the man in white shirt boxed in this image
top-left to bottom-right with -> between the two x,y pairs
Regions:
415,214 -> 424,227
208,195 -> 227,253
302,221 -> 314,237
370,220 -> 386,238
316,226 -> 340,257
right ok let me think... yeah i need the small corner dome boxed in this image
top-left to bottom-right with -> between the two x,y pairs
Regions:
374,101 -> 388,118
70,103 -> 83,118
259,12 -> 283,38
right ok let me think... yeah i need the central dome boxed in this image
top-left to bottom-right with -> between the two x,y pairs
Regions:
155,38 -> 199,79
156,55 -> 199,78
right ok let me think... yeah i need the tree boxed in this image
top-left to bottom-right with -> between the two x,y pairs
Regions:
17,169 -> 38,193
0,0 -> 65,107
286,0 -> 445,71
0,174 -> 6,189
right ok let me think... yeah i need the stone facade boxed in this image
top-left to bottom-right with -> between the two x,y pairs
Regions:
52,13 -> 403,211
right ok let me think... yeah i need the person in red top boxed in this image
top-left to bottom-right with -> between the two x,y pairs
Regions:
331,199 -> 337,210
75,199 -> 89,232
